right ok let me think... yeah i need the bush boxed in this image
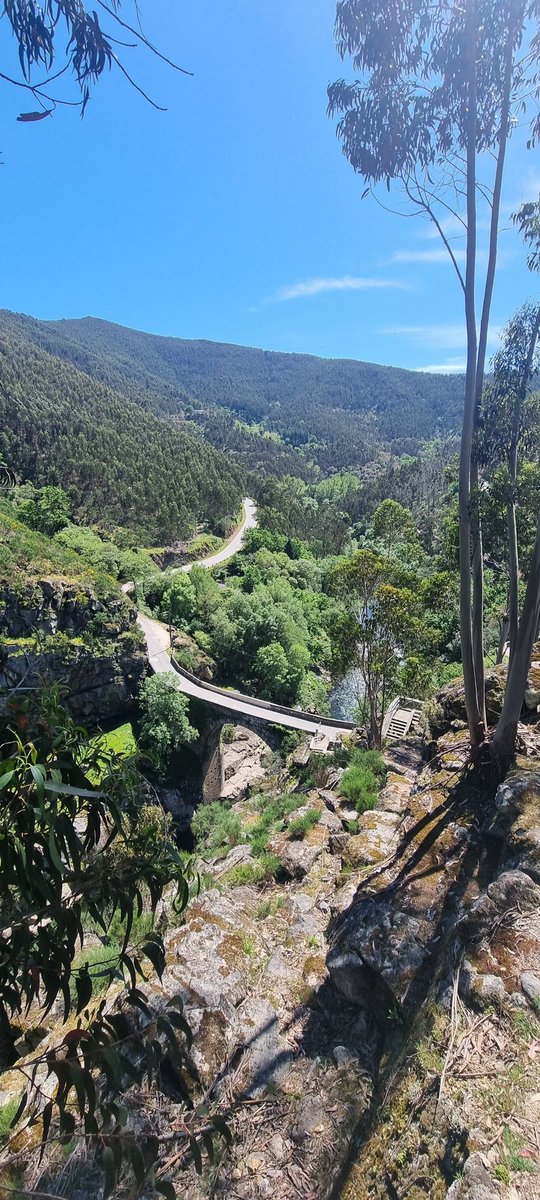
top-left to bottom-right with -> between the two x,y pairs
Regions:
249,794 -> 300,855
191,801 -> 242,853
221,854 -> 281,887
221,723 -> 237,743
338,749 -> 386,814
287,809 -> 320,840
278,729 -> 304,757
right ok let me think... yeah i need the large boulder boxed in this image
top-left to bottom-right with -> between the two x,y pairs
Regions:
489,759 -> 540,882
220,725 -> 272,801
432,650 -> 540,739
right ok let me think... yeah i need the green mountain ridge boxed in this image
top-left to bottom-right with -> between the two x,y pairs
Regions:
0,317 -> 243,544
0,310 -> 464,475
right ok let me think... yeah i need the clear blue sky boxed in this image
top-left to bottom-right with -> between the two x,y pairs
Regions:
0,0 -> 538,371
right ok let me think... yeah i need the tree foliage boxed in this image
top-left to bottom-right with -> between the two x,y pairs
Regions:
513,196 -> 540,273
329,0 -> 540,754
0,323 -> 243,544
331,549 -> 426,746
138,674 -> 197,776
0,687 -> 228,1195
1,0 -> 191,119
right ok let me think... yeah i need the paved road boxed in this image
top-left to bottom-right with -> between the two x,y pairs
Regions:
179,498 -> 257,573
137,612 -> 354,736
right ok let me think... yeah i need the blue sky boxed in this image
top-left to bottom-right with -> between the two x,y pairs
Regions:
0,0 -> 538,372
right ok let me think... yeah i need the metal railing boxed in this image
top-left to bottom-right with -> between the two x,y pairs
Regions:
169,653 -> 356,732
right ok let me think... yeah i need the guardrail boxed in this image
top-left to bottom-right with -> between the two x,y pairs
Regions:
169,653 -> 356,732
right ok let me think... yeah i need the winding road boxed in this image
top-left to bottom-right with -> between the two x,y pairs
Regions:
178,498 -> 257,572
135,499 -> 355,738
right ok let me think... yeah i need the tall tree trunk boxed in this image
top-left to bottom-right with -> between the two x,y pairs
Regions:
459,0 -> 484,745
496,612 -> 510,665
471,460 -> 487,728
492,512 -> 540,759
507,479 -> 520,665
508,305 -> 540,666
470,21 -> 514,726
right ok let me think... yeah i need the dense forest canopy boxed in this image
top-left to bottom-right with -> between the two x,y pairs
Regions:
0,310 -> 465,474
0,320 -> 243,544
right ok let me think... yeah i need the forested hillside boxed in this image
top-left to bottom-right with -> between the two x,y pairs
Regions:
0,310 -> 464,473
0,323 -> 243,544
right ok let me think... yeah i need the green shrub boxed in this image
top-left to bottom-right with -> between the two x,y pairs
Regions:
138,673 -> 197,777
0,1097 -> 25,1143
279,729 -> 304,757
221,854 -> 281,887
221,723 -> 237,743
287,809 -> 320,840
193,629 -> 213,652
173,645 -> 199,672
191,801 -> 242,853
249,794 -> 300,856
255,895 -> 285,919
339,758 -> 381,815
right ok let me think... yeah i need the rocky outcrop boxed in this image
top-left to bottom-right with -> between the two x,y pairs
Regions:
153,849 -> 376,1197
0,636 -> 146,723
0,577 -> 131,640
220,725 -> 273,801
0,575 -> 147,724
445,1153 -> 501,1200
327,727 -> 540,1024
431,651 -> 540,740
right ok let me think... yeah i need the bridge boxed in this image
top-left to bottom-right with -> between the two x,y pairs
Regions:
132,497 -> 355,739
137,613 -> 355,739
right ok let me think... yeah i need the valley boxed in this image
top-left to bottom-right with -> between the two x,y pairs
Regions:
0,301 -> 539,1200
1,2 -> 540,1197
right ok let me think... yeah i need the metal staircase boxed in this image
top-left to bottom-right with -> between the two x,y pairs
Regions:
382,696 -> 423,741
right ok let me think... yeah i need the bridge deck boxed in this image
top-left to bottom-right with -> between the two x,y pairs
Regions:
137,614 -> 355,737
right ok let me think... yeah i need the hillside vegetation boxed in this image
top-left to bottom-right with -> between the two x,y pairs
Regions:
0,321 -> 243,545
0,310 -> 464,475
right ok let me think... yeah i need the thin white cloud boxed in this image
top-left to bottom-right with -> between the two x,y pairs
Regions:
380,322 -> 503,351
271,275 -> 409,302
417,357 -> 466,374
389,247 -> 466,265
502,171 -> 540,216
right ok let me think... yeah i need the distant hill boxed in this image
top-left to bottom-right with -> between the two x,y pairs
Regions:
0,317 -> 243,544
0,311 -> 464,474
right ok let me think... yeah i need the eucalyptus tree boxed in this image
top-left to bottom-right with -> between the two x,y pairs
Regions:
514,196 -> 540,273
331,549 -> 424,748
1,1 -> 190,121
329,0 -> 540,750
478,303 -> 540,662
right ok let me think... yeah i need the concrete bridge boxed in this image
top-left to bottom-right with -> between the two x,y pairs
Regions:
137,613 -> 355,739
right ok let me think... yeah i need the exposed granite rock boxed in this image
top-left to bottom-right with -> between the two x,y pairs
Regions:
520,970 -> 540,1006
326,740 -> 456,1020
432,653 -> 540,740
220,725 -> 272,801
460,962 -> 508,1010
489,759 -> 540,882
0,638 -> 146,723
0,574 -> 146,723
524,656 -> 540,710
157,788 -> 195,832
445,1152 -> 501,1200
431,670 -> 507,739
343,809 -> 402,867
0,577 -> 131,639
